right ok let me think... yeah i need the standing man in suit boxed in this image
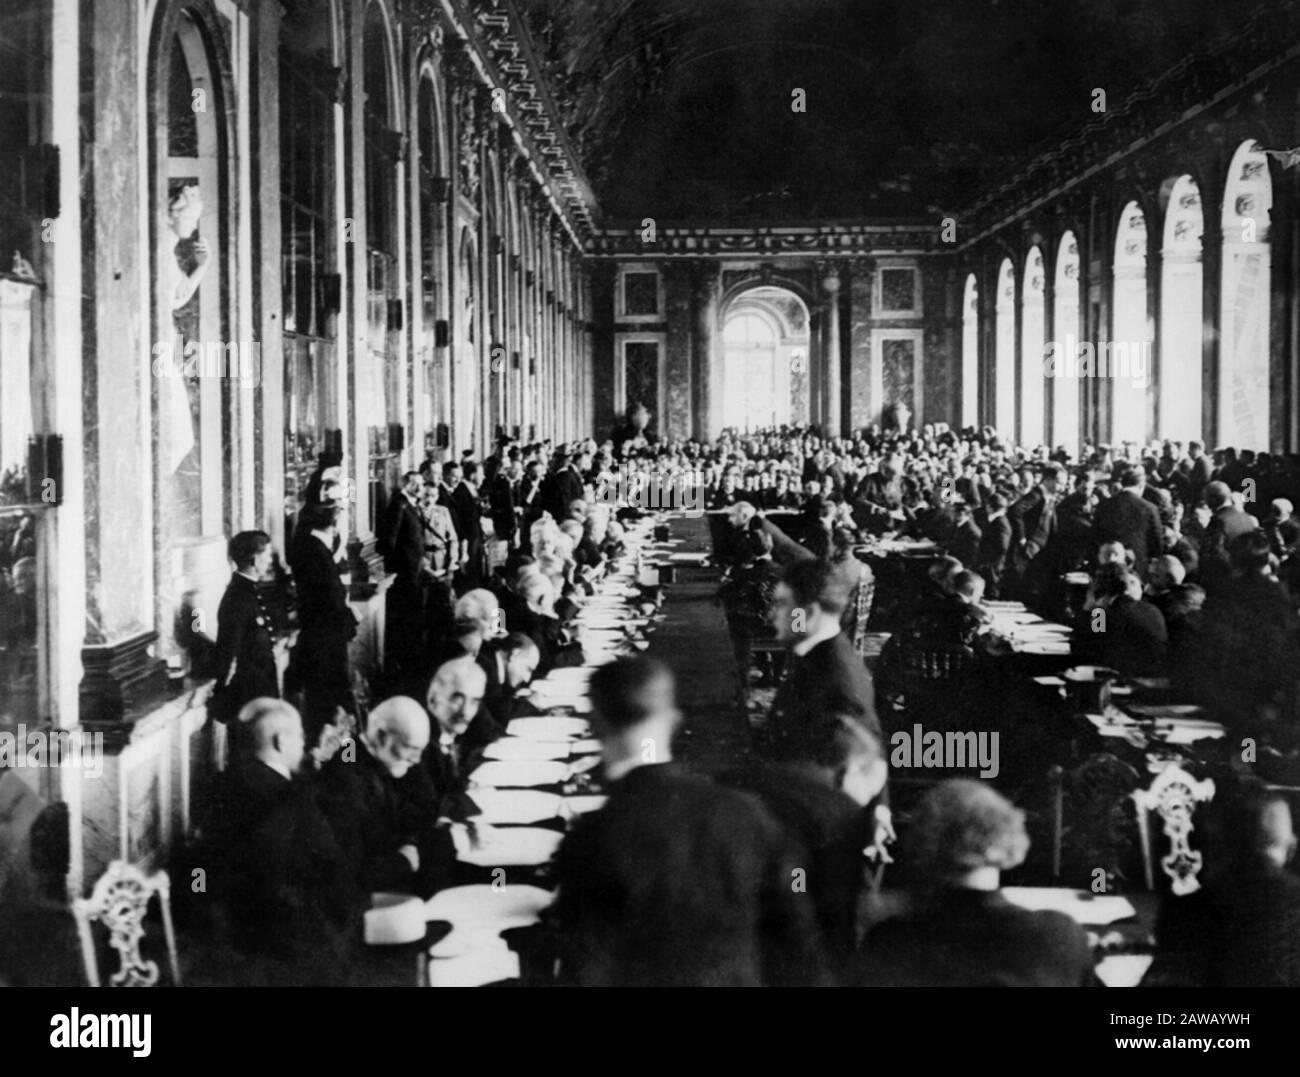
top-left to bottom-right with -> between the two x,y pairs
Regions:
1199,480 -> 1260,596
452,462 -> 486,588
947,501 -> 982,569
1093,466 -> 1164,578
209,531 -> 280,761
488,459 -> 520,554
544,451 -> 586,523
763,559 -> 881,760
380,471 -> 430,691
1007,463 -> 1064,599
285,503 -> 357,743
975,493 -> 1012,598
550,656 -> 826,986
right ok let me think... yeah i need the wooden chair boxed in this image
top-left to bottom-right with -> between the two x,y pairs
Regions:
72,860 -> 182,987
1133,763 -> 1216,895
1047,754 -> 1144,888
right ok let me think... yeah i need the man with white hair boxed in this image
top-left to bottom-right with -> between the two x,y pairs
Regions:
317,695 -> 446,897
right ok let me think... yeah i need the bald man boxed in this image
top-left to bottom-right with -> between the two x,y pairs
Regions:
317,695 -> 448,897
213,699 -> 359,982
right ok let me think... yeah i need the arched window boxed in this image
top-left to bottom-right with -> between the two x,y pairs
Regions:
416,71 -> 448,455
1219,140 -> 1272,451
961,274 -> 979,429
1052,232 -> 1081,454
1112,200 -> 1150,447
995,258 -> 1016,438
151,8 -> 234,667
362,1 -> 402,534
1160,175 -> 1204,442
281,1 -> 340,516
1020,247 -> 1046,445
720,287 -> 810,431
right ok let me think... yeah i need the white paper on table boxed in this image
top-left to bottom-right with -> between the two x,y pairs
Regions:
1018,642 -> 1073,655
1033,675 -> 1067,686
427,944 -> 520,987
1158,722 -> 1226,744
482,738 -> 572,762
466,788 -> 563,824
1002,887 -> 1137,925
426,883 -> 555,930
468,759 -> 571,787
506,716 -> 592,740
453,826 -> 565,867
569,737 -> 601,754
563,795 -> 608,815
1094,954 -> 1154,988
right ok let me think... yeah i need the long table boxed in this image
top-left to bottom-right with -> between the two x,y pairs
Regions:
399,512 -> 675,985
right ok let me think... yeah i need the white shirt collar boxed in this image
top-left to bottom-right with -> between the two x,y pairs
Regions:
262,758 -> 292,781
792,619 -> 842,657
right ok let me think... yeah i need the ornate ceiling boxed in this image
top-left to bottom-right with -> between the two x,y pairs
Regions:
508,0 -> 1270,226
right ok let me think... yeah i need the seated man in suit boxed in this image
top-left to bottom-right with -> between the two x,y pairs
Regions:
422,656 -> 492,821
1071,562 -> 1168,676
477,632 -> 543,729
717,710 -> 889,979
855,780 -> 1093,987
761,559 -> 881,761
550,656 -> 826,986
316,696 -> 448,899
213,699 -> 361,984
1205,791 -> 1300,986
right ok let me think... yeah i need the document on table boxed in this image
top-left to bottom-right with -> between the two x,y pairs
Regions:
1002,887 -> 1137,925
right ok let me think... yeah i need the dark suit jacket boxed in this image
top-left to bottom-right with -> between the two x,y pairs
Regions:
214,761 -> 360,980
1071,594 -> 1168,676
209,573 -> 279,724
948,519 -> 982,569
449,481 -> 486,543
544,467 -> 584,522
288,536 -> 355,704
379,492 -> 426,580
716,761 -> 870,976
763,631 -> 881,760
488,474 -> 517,542
1008,486 -> 1057,558
857,887 -> 1094,986
550,762 -> 827,986
976,514 -> 1012,589
316,738 -> 447,898
1093,489 -> 1163,574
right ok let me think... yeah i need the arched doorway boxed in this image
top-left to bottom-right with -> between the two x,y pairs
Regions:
1160,175 -> 1204,441
1219,140 -> 1272,450
1020,247 -> 1046,445
1052,232 -> 1081,454
995,258 -> 1016,437
1112,200 -> 1150,447
719,286 -> 811,432
961,274 -> 979,429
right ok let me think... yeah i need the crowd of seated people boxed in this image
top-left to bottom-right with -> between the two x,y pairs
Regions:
163,416 -> 1300,988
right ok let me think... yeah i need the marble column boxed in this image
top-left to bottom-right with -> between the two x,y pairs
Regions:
822,267 -> 844,436
690,261 -> 721,440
